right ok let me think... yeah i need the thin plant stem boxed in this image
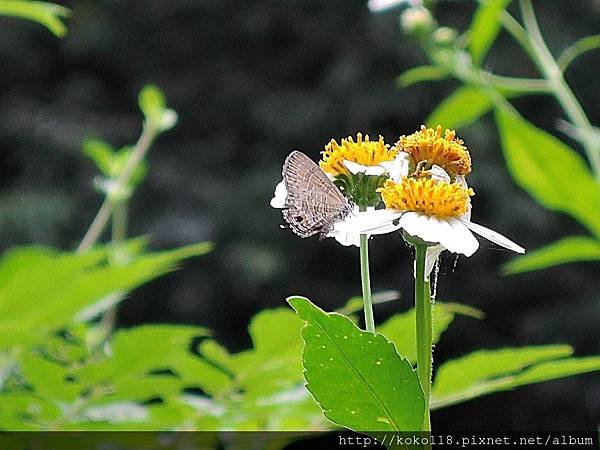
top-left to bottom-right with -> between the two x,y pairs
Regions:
359,205 -> 375,333
483,72 -> 551,94
99,200 -> 129,341
500,10 -> 537,62
77,123 -> 157,253
414,243 -> 432,432
111,200 -> 128,245
518,0 -> 600,179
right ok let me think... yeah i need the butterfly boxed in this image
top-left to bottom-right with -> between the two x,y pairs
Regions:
280,151 -> 353,239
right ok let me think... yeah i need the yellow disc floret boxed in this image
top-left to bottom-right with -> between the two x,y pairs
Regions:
319,133 -> 398,177
396,125 -> 471,176
378,178 -> 474,218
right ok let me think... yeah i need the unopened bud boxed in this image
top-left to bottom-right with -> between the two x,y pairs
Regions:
400,7 -> 434,35
433,27 -> 457,45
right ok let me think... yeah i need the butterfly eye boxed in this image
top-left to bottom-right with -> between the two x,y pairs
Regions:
295,216 -> 304,223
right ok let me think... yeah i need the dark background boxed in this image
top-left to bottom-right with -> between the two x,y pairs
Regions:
0,0 -> 598,430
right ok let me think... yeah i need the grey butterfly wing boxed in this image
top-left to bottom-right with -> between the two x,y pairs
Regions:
281,151 -> 351,238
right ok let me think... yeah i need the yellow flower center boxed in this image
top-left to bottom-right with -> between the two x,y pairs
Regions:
319,133 -> 398,177
396,125 -> 472,176
378,178 -> 474,218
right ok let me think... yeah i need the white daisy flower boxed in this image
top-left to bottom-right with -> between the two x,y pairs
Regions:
353,174 -> 525,277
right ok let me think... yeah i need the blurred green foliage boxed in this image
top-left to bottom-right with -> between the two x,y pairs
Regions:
399,0 -> 600,274
0,0 -> 69,36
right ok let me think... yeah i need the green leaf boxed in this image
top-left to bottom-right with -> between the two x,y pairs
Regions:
19,354 -> 81,401
0,394 -> 60,428
495,108 -> 600,238
83,141 -> 147,186
427,86 -> 494,130
138,85 -> 177,131
558,34 -> 600,72
76,324 -> 231,398
379,302 -> 484,364
139,85 -> 166,118
0,242 -> 212,350
230,308 -> 305,396
503,235 -> 600,274
83,139 -> 115,177
431,345 -> 600,409
110,325 -> 209,373
337,291 -> 400,316
397,66 -> 449,88
288,296 -> 424,432
0,0 -> 69,36
468,0 -> 512,66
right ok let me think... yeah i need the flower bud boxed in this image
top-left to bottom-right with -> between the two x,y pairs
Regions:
433,27 -> 457,46
400,7 -> 435,36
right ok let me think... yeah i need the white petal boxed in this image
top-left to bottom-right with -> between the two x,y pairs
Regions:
352,209 -> 403,235
425,245 -> 444,280
327,223 -> 361,247
460,219 -> 525,254
270,180 -> 287,208
400,212 -> 479,256
443,218 -> 479,256
343,160 -> 386,176
368,0 -> 406,12
430,165 -> 451,183
380,152 -> 410,182
399,212 -> 437,243
327,207 -> 396,246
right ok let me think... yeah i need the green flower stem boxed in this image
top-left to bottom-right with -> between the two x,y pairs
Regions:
111,200 -> 128,245
77,122 -> 158,253
359,205 -> 375,333
517,0 -> 600,180
500,10 -> 537,62
414,243 -> 432,432
483,72 -> 551,94
496,2 -> 600,180
99,200 -> 129,342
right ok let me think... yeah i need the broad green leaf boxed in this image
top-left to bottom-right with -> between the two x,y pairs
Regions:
468,0 -> 512,66
503,235 -> 600,274
109,325 -> 209,374
0,0 -> 69,36
198,340 -> 235,372
19,354 -> 80,401
289,296 -> 424,432
496,108 -> 600,238
379,302 -> 483,364
76,324 -> 231,398
430,345 -> 600,409
432,345 -> 571,398
0,242 -> 212,350
0,246 -> 55,288
427,86 -> 494,130
558,34 -> 600,72
397,66 -> 449,88
0,394 -> 60,428
230,308 -> 305,397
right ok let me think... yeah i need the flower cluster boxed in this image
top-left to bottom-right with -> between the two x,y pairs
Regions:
271,126 -> 524,270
